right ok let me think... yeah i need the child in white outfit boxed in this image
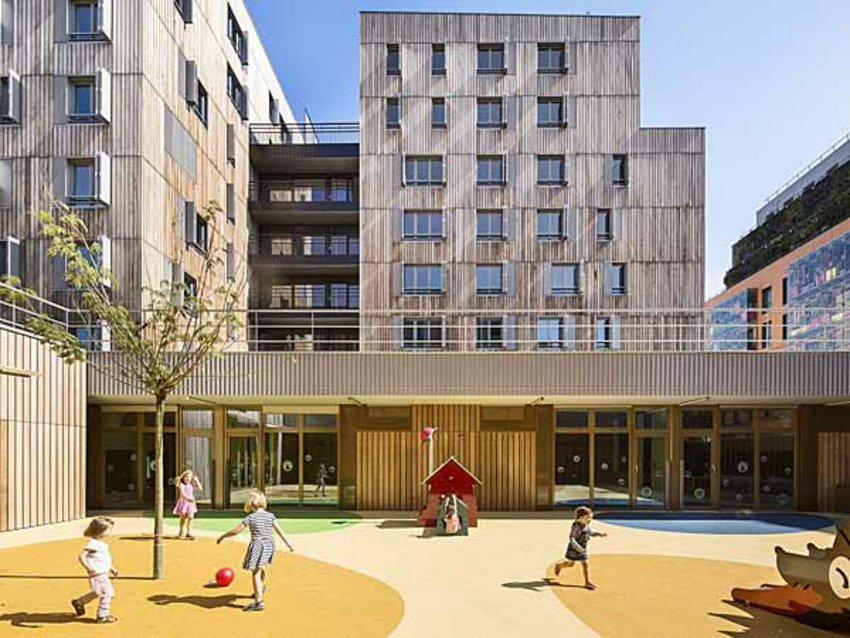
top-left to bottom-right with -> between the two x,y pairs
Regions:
71,517 -> 119,623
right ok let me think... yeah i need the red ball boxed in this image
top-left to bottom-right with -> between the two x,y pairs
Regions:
215,567 -> 234,587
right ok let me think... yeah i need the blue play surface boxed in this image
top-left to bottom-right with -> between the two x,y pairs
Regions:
596,511 -> 834,535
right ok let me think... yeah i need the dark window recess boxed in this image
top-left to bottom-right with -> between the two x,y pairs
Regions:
477,44 -> 504,73
595,317 -> 614,350
612,154 -> 628,186
782,314 -> 788,341
174,0 -> 193,24
538,43 -> 566,73
781,277 -> 788,305
386,44 -> 400,75
596,209 -> 613,240
183,272 -> 198,313
386,98 -> 400,128
477,156 -> 504,185
403,318 -> 444,350
194,81 -> 208,125
431,44 -> 446,75
476,317 -> 505,350
761,286 -> 773,310
431,98 -> 446,127
0,73 -> 22,124
194,215 -> 208,252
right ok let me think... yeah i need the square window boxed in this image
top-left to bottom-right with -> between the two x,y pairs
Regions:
537,318 -> 568,350
476,264 -> 504,295
538,156 -> 565,185
477,98 -> 503,128
69,79 -> 95,117
431,98 -> 446,128
386,98 -> 400,128
477,156 -> 504,185
476,317 -> 505,350
403,317 -> 444,349
538,43 -> 565,73
537,97 -> 563,127
405,157 -> 443,186
551,263 -> 579,295
477,44 -> 505,73
596,209 -> 613,241
476,210 -> 503,240
403,264 -> 443,294
69,160 -> 94,200
431,44 -> 446,75
387,44 -> 401,75
70,0 -> 96,35
537,210 -> 562,239
610,263 -> 626,295
403,211 -> 443,240
612,155 -> 628,186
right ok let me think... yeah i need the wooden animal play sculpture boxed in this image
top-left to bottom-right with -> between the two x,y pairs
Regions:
732,521 -> 850,629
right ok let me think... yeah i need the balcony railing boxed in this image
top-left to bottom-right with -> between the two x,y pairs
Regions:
249,235 -> 360,262
249,122 -> 359,146
248,180 -> 358,205
250,284 -> 360,311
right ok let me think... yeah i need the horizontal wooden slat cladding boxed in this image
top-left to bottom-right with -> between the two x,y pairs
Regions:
88,351 -> 850,402
0,326 -> 86,532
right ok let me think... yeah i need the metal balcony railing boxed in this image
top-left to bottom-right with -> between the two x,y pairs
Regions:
249,235 -> 360,260
250,284 -> 360,311
248,179 -> 358,205
249,122 -> 359,146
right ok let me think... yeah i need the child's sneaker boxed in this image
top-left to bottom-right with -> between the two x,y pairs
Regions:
71,599 -> 85,617
243,601 -> 265,612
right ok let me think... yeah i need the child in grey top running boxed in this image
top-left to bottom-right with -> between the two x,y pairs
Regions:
553,506 -> 607,589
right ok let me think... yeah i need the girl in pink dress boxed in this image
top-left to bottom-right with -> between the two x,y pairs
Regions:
173,470 -> 203,540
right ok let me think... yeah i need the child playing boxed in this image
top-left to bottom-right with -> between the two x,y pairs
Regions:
173,469 -> 203,540
216,491 -> 294,612
314,463 -> 328,498
553,506 -> 607,590
71,517 -> 119,623
444,495 -> 461,534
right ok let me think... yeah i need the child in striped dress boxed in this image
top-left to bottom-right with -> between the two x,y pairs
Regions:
216,491 -> 294,612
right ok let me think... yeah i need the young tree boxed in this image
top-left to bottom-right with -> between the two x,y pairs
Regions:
0,201 -> 243,579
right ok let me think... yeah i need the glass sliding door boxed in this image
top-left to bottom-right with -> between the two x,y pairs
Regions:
103,431 -> 138,504
594,433 -> 629,507
264,431 -> 300,505
759,431 -> 795,509
555,433 -> 590,507
182,436 -> 214,505
228,436 -> 259,505
636,437 -> 666,508
682,436 -> 713,507
303,432 -> 338,505
720,432 -> 754,507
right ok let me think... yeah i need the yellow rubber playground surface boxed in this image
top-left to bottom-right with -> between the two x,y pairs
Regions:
0,512 -> 847,637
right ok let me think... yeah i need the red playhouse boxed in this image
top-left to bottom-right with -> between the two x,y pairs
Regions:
417,456 -> 482,527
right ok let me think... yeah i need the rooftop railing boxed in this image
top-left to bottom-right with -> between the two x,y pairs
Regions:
249,122 -> 360,146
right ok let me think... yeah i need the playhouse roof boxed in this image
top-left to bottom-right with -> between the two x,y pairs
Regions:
421,456 -> 483,486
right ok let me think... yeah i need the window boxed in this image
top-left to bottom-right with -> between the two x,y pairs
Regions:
781,277 -> 788,305
269,93 -> 278,123
68,159 -> 94,201
537,317 -> 573,350
761,286 -> 773,310
386,98 -> 400,128
386,44 -> 400,75
431,44 -> 446,75
611,154 -> 628,186
476,210 -> 503,240
405,156 -> 443,186
183,272 -> 198,312
173,0 -> 192,23
476,264 -> 504,295
69,0 -> 96,35
0,237 -> 21,282
476,317 -> 505,350
537,97 -> 563,127
596,209 -> 613,241
477,98 -> 503,128
761,321 -> 772,348
403,318 -> 444,350
194,81 -> 208,125
226,66 -> 246,118
538,155 -> 565,185
403,264 -> 443,294
551,263 -> 580,295
431,98 -> 446,128
0,73 -> 22,123
477,156 -> 504,186
595,317 -> 614,350
194,214 -> 209,253
477,44 -> 504,73
68,78 -> 94,118
227,6 -> 248,63
403,211 -> 443,240
537,210 -> 563,239
782,314 -> 788,341
610,263 -> 626,295
538,43 -> 565,73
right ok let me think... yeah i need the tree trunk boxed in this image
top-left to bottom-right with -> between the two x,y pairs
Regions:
153,396 -> 166,579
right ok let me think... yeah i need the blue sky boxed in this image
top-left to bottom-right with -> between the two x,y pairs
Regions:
246,0 -> 850,298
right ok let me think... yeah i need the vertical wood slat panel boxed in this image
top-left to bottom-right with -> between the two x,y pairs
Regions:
817,432 -> 850,512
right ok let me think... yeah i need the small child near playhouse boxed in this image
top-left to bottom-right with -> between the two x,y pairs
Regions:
553,506 -> 607,590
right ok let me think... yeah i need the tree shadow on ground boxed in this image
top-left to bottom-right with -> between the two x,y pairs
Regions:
501,579 -> 582,592
711,601 -> 850,637
0,612 -> 96,628
148,593 -> 253,610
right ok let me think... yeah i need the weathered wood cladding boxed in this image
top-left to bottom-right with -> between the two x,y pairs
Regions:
359,12 -> 705,351
0,0 -> 290,317
0,326 -> 86,532
354,403 -> 536,511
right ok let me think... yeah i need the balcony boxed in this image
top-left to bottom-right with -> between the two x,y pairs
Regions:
250,284 -> 360,311
249,179 -> 358,224
249,234 -> 359,274
249,122 -> 359,176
